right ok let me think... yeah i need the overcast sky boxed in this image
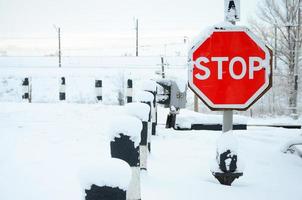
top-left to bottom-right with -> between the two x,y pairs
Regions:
0,0 -> 260,56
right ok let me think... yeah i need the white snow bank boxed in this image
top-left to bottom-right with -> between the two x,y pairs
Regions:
216,131 -> 239,154
125,102 -> 150,121
248,116 -> 302,126
281,136 -> 302,153
109,115 -> 142,147
135,91 -> 154,103
141,80 -> 157,92
79,158 -> 132,191
0,136 -> 83,200
175,109 -> 248,129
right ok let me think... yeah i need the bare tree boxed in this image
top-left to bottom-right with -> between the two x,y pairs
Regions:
250,0 -> 301,117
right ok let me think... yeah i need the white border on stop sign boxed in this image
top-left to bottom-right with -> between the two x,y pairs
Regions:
187,26 -> 271,110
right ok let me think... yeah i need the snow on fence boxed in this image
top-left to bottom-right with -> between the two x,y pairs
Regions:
141,80 -> 158,136
1,77 -> 134,104
109,115 -> 142,200
125,102 -> 150,170
136,91 -> 154,153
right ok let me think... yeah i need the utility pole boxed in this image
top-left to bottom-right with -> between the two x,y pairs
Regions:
161,56 -> 165,78
54,25 -> 62,68
58,27 -> 61,68
136,19 -> 138,57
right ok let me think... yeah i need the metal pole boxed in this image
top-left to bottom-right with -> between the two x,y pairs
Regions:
223,110 -> 233,132
222,2 -> 236,133
194,94 -> 199,112
161,56 -> 165,78
58,27 -> 61,68
136,19 -> 138,57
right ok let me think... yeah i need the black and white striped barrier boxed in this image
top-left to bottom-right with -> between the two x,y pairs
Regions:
59,77 -> 66,101
95,80 -> 103,101
142,80 -> 158,136
80,158 -> 131,200
109,115 -> 142,200
136,91 -> 154,153
22,77 -> 31,102
125,102 -> 150,170
126,79 -> 133,103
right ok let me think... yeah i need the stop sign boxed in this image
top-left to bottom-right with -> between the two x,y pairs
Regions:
188,27 -> 272,110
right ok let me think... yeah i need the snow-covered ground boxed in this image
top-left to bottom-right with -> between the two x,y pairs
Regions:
0,102 -> 301,200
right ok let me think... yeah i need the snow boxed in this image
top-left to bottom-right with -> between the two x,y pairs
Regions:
176,109 -> 248,129
79,158 -> 132,191
141,80 -> 157,92
281,136 -> 302,153
174,77 -> 187,93
216,131 -> 239,154
0,103 -> 302,200
135,91 -> 154,103
108,115 -> 142,147
248,116 -> 302,126
125,102 -> 150,121
156,78 -> 172,87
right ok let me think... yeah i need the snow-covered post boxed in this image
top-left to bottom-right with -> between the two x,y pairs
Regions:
22,77 -> 31,102
142,80 -> 158,136
95,80 -> 103,102
126,79 -> 133,103
109,115 -> 142,200
80,158 -> 131,200
281,137 -> 302,157
125,102 -> 150,170
211,132 -> 243,185
165,106 -> 179,129
136,91 -> 154,153
59,77 -> 66,101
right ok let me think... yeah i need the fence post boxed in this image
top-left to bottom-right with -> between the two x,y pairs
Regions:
125,102 -> 150,170
136,91 -> 154,153
95,80 -> 103,102
22,77 -> 31,102
142,80 -> 158,136
126,79 -> 133,103
109,116 -> 142,200
59,77 -> 66,101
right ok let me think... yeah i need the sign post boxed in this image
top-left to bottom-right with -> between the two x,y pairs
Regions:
188,0 -> 273,185
223,0 -> 239,132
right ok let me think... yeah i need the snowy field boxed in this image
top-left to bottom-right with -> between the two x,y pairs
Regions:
0,102 -> 301,200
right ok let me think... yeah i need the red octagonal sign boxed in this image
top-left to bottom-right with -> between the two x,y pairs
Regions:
188,27 -> 272,110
